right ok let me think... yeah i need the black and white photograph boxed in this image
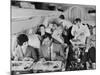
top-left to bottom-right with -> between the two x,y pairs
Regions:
11,0 -> 96,75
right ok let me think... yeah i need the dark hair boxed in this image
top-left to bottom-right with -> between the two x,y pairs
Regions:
17,34 -> 28,46
73,18 -> 81,24
59,15 -> 65,19
36,24 -> 45,35
39,24 -> 45,28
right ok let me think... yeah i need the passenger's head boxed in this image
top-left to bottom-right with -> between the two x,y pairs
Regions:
17,34 -> 28,47
39,24 -> 45,33
59,15 -> 65,20
73,18 -> 81,25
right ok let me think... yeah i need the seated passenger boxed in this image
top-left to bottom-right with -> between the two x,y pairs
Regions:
14,34 -> 39,61
40,36 -> 52,61
36,24 -> 52,45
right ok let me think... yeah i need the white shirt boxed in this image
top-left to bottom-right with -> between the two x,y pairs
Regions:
71,23 -> 90,44
28,34 -> 40,49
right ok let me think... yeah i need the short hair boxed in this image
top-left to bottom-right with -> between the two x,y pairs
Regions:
39,24 -> 45,28
17,34 -> 28,46
59,15 -> 65,19
73,18 -> 81,23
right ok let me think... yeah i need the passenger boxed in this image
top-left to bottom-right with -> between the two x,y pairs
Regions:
40,36 -> 52,61
71,18 -> 90,45
36,24 -> 52,45
14,34 -> 39,61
